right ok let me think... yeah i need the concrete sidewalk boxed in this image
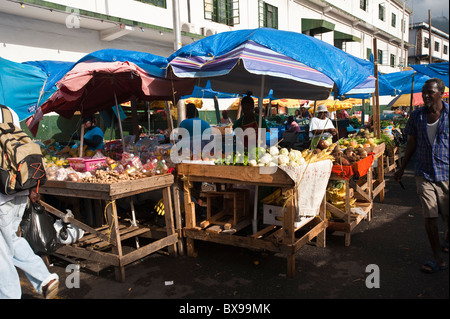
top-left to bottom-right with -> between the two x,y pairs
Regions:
19,164 -> 448,300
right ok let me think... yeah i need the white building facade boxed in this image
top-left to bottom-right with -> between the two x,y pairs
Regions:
0,0 -> 411,75
408,22 -> 449,65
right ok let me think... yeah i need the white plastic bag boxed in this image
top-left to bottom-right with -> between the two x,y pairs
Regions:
53,210 -> 85,244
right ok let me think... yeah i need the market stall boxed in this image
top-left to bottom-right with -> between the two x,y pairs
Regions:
23,49 -> 193,282
39,173 -> 180,282
326,135 -> 386,245
177,160 -> 331,278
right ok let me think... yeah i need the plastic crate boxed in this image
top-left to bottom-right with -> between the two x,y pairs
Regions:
68,157 -> 106,172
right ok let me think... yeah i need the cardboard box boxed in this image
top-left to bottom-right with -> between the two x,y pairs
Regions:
263,204 -> 303,227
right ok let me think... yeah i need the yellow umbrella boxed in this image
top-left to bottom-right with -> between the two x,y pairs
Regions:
230,97 -> 269,109
270,98 -> 308,107
316,99 -> 361,112
185,97 -> 203,108
149,100 -> 166,109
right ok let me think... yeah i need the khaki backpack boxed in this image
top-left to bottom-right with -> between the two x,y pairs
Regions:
0,104 -> 46,195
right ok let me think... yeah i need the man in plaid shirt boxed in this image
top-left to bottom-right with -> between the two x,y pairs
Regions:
395,78 -> 449,274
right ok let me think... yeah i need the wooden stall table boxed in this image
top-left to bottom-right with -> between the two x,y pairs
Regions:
39,174 -> 181,282
177,163 -> 329,278
326,151 -> 379,246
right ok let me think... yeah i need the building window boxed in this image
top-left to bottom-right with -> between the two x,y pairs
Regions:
378,4 -> 385,21
258,1 -> 278,29
377,49 -> 383,64
360,0 -> 368,11
136,0 -> 166,8
391,13 -> 396,27
435,41 -> 440,52
424,37 -> 429,48
390,54 -> 396,67
444,45 -> 448,55
366,48 -> 372,60
204,0 -> 240,26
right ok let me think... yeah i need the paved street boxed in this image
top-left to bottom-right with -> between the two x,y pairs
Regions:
19,162 -> 448,301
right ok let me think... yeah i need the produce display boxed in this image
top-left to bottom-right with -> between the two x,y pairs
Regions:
326,180 -> 356,217
41,136 -> 174,184
214,143 -> 335,167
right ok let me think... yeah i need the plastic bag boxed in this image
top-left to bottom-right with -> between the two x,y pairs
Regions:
53,211 -> 84,244
20,202 -> 58,255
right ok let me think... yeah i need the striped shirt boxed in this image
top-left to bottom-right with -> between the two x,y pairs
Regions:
403,100 -> 449,182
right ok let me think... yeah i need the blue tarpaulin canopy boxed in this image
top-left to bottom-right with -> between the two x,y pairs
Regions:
76,48 -> 169,78
168,28 -> 375,100
182,80 -> 238,99
0,57 -> 68,121
380,70 -> 431,95
23,60 -> 75,92
411,62 -> 449,87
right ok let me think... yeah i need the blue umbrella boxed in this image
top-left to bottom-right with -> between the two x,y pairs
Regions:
168,28 -> 375,100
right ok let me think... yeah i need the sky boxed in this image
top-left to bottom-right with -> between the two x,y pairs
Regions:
406,0 -> 449,23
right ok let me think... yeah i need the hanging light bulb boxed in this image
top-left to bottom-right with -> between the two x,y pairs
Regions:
20,2 -> 24,8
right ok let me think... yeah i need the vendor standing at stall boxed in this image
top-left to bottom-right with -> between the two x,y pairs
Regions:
220,110 -> 233,125
233,94 -> 268,148
179,103 -> 211,139
81,116 -> 104,151
309,104 -> 337,149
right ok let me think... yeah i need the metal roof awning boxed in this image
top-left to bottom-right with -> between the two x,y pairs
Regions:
334,30 -> 361,42
301,19 -> 335,36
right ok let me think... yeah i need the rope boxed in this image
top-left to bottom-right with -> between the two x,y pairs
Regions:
102,200 -> 116,244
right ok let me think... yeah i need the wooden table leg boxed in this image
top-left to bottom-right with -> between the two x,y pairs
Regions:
162,186 -> 177,256
183,180 -> 197,257
316,195 -> 327,248
105,200 -> 125,282
344,179 -> 351,247
282,188 -> 296,278
367,167 -> 373,221
172,182 -> 184,256
377,155 -> 385,203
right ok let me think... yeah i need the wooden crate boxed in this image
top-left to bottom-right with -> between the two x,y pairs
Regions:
203,189 -> 250,227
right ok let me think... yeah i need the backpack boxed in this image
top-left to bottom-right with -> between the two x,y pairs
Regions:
0,104 -> 46,195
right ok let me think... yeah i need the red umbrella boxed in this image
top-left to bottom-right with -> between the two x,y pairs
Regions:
27,61 -> 194,135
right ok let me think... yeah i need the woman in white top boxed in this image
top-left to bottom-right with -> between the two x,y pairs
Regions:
309,104 -> 337,149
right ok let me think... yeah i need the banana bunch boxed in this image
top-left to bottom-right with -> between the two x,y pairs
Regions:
301,143 -> 337,163
154,198 -> 165,216
326,181 -> 356,211
261,188 -> 286,206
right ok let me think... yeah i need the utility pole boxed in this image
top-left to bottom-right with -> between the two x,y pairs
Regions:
172,0 -> 185,125
173,0 -> 182,51
428,10 -> 432,64
400,0 -> 406,69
